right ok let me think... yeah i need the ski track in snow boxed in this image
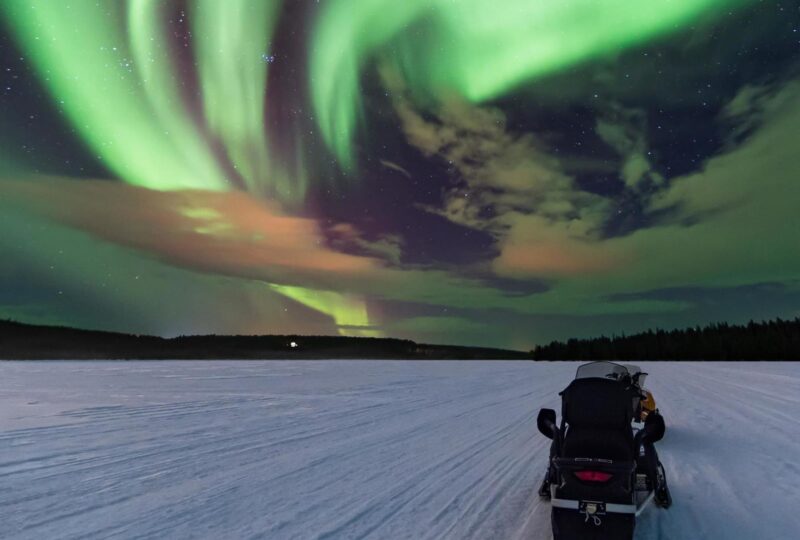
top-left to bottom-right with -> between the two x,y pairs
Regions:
1,361 -> 799,539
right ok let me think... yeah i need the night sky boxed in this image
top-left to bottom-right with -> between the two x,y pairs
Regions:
1,0 -> 799,349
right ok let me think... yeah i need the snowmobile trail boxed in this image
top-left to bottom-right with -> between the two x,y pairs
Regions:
1,361 -> 799,539
629,363 -> 800,540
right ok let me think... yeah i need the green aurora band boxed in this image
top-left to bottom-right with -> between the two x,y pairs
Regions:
269,284 -> 377,338
2,0 -> 304,200
4,1 -> 222,190
310,0 -> 752,168
4,0 -> 753,183
191,0 -> 302,200
127,0 -> 229,190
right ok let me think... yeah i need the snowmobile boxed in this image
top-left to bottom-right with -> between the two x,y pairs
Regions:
537,361 -> 671,540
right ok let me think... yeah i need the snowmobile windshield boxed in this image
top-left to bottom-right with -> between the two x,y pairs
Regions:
574,361 -> 630,381
623,364 -> 647,387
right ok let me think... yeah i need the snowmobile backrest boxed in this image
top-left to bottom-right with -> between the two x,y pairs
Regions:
560,378 -> 634,430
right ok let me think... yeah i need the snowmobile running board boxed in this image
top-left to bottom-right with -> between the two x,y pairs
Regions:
550,487 -> 655,517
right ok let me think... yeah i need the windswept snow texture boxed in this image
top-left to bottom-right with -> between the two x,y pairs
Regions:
1,361 -> 799,540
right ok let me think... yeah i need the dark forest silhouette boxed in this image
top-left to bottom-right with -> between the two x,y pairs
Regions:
0,320 -> 527,360
5,318 -> 799,361
532,318 -> 800,360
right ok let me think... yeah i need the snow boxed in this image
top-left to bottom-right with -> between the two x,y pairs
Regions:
1,360 -> 799,539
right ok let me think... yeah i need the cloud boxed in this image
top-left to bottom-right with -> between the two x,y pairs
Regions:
327,223 -> 404,265
379,159 -> 412,179
396,94 -> 593,227
386,68 -> 615,278
493,214 -> 623,278
0,202 -> 338,337
595,104 -> 663,189
0,178 -> 388,335
0,175 -> 548,317
388,57 -> 800,318
650,81 -> 800,222
1,179 -> 378,285
500,79 -> 800,313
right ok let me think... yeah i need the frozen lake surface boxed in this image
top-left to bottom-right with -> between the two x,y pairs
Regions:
1,360 -> 799,539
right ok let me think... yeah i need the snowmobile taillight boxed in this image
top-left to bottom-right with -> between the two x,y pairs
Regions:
574,470 -> 613,482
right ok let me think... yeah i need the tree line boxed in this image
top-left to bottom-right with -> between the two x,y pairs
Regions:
531,317 -> 800,360
0,319 -> 527,360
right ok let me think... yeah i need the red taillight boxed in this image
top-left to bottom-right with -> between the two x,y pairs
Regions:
574,470 -> 613,482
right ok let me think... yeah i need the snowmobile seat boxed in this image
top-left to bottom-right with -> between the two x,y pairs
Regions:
559,378 -> 636,461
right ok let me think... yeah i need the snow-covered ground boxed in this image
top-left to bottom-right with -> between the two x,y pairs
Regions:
1,361 -> 799,539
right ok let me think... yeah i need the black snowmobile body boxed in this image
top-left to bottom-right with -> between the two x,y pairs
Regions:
537,362 -> 671,540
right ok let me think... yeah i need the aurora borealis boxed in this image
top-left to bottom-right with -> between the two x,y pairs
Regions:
1,0 -> 799,348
